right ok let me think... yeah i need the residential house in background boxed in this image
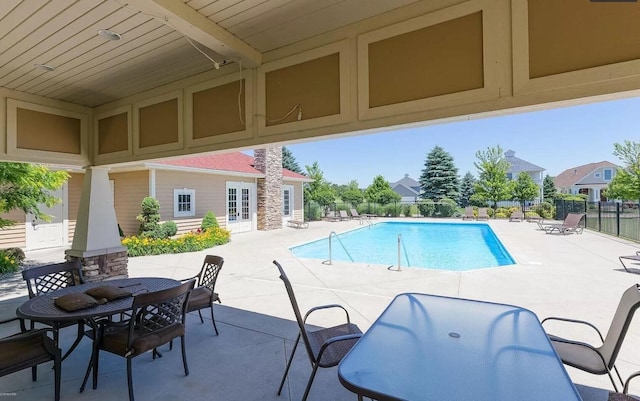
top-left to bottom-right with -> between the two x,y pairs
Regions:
391,174 -> 421,203
553,161 -> 619,202
504,150 -> 545,202
0,150 -> 311,250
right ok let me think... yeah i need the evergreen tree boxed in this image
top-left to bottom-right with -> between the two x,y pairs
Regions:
543,175 -> 556,202
458,172 -> 477,207
282,146 -> 304,174
607,140 -> 640,201
0,162 -> 68,228
419,146 -> 459,202
473,145 -> 513,211
511,173 -> 539,209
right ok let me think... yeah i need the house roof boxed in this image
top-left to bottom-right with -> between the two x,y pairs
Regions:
392,174 -> 420,195
553,161 -> 619,188
153,152 -> 310,181
504,150 -> 545,173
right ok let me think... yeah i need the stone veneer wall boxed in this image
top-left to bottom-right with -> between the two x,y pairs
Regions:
66,250 -> 128,282
254,147 -> 283,230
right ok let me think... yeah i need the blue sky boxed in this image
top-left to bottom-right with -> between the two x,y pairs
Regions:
283,96 -> 640,186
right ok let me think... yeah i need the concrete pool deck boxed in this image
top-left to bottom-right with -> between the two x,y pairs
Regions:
2,217 -> 640,400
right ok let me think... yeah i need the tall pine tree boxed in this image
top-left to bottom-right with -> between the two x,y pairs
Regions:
543,174 -> 556,202
459,172 -> 477,207
419,146 -> 459,201
282,146 -> 304,174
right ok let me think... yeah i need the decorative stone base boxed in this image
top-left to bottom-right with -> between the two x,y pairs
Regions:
65,250 -> 128,282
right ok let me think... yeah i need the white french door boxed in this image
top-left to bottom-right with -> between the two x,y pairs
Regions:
226,182 -> 256,233
282,185 -> 294,222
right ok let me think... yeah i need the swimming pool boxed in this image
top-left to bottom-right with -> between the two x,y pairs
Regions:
289,222 -> 515,271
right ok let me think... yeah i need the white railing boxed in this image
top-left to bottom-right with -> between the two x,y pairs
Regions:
322,231 -> 354,265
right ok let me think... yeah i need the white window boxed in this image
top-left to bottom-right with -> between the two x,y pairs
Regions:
283,185 -> 294,218
604,169 -> 612,181
174,189 -> 195,217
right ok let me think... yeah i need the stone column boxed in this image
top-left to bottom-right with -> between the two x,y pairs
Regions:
254,147 -> 283,230
65,167 -> 128,281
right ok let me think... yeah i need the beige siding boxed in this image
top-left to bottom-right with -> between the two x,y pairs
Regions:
111,171 -> 150,236
67,173 -> 84,241
155,170 -> 234,234
284,180 -> 305,221
0,209 -> 26,248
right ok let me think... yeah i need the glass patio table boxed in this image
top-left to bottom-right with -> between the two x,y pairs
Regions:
338,293 -> 583,401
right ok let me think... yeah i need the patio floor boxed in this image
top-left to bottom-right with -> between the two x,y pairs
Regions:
2,218 -> 640,401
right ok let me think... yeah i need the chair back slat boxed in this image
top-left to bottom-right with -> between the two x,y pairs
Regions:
22,261 -> 84,298
564,212 -> 586,226
132,279 -> 195,337
198,255 -> 223,292
601,284 -> 640,368
273,261 -> 316,363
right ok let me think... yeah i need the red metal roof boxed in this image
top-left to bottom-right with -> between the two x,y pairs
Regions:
156,152 -> 308,179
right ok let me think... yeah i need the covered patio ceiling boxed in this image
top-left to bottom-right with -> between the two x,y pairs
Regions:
1,0 -> 640,167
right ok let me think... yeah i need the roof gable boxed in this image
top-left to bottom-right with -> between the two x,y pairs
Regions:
504,150 -> 545,173
553,161 -> 619,188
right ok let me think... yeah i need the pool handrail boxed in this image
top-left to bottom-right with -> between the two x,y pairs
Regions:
322,231 -> 354,265
388,233 -> 410,272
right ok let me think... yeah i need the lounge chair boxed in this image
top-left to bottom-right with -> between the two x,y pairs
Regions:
509,210 -> 524,222
462,206 -> 475,221
544,212 -> 586,235
350,209 -> 361,220
339,210 -> 349,221
273,261 -> 362,401
287,220 -> 309,229
619,251 -> 640,273
477,207 -> 489,221
541,284 -> 640,392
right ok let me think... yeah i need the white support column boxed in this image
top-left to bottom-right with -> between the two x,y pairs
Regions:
65,167 -> 128,280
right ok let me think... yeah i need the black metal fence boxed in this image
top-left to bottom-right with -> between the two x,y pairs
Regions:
585,201 -> 640,242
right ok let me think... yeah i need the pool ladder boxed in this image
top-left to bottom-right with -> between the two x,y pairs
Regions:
388,233 -> 410,272
322,231 -> 354,265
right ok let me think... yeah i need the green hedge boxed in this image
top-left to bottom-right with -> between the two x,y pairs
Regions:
122,227 -> 231,257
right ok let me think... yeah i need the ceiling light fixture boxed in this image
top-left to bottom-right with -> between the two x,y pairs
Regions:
98,29 -> 122,41
34,64 -> 55,72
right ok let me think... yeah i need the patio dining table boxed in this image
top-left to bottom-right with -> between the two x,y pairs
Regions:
338,293 -> 583,401
16,277 -> 180,390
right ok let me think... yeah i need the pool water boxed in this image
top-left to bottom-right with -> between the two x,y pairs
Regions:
290,222 -> 515,271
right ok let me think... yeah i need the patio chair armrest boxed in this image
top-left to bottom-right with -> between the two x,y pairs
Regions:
304,304 -> 351,324
541,316 -> 605,343
317,333 -> 363,361
178,274 -> 199,283
548,336 -> 608,367
623,370 -> 640,394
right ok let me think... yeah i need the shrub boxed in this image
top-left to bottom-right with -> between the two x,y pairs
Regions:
401,204 -> 412,217
434,198 -> 457,217
384,204 -> 401,217
495,212 -> 508,219
161,221 -> 178,237
0,249 -> 20,275
533,202 -> 555,219
417,199 -> 435,217
137,197 -> 161,236
122,227 -> 231,257
305,203 -> 322,221
201,211 -> 219,231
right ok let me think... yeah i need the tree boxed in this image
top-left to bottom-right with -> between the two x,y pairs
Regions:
340,180 -> 364,207
0,162 -> 68,228
511,172 -> 539,209
473,145 -> 513,212
365,175 -> 400,204
543,175 -> 556,202
282,146 -> 304,175
303,162 -> 336,211
458,172 -> 476,207
607,140 -> 640,201
419,146 -> 459,202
